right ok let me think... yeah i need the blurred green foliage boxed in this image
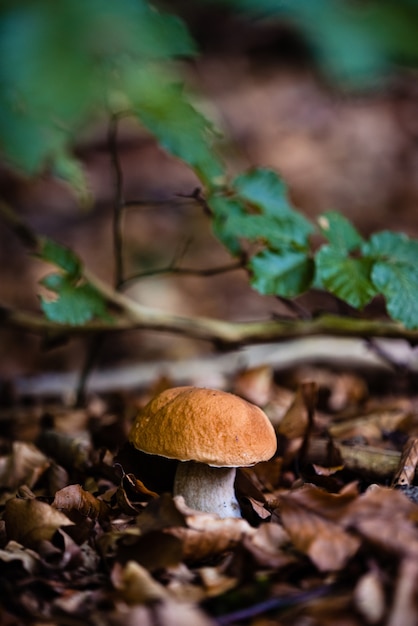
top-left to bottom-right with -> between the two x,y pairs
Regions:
213,0 -> 418,88
0,0 -> 221,190
2,1 -> 418,329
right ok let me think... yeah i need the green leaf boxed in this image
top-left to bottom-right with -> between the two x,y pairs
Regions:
371,261 -> 418,329
0,0 -> 197,177
249,249 -> 314,297
318,211 -> 364,252
39,239 -> 82,278
40,274 -> 110,326
232,168 -> 292,214
315,245 -> 377,309
52,150 -> 93,209
362,230 -> 418,264
362,231 -> 418,328
209,196 -> 246,256
226,212 -> 313,249
123,66 -> 223,186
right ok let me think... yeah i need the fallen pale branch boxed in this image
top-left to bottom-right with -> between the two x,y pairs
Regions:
2,299 -> 418,346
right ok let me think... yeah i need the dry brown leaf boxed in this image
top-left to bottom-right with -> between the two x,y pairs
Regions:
106,597 -> 215,626
354,570 -> 386,624
168,496 -> 255,561
37,429 -> 91,471
277,483 -> 359,523
232,365 -> 274,406
387,558 -> 418,626
198,566 -> 237,598
53,484 -> 109,522
111,560 -> 167,604
328,405 -> 413,442
278,491 -> 361,571
242,523 -> 295,569
0,441 -> 50,491
0,540 -> 41,574
276,381 -> 317,439
4,497 -> 74,549
392,436 -> 418,487
344,485 -> 418,559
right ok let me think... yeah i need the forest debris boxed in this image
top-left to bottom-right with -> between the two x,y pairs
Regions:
277,489 -> 361,571
354,570 -> 386,624
0,441 -> 50,492
112,560 -> 168,604
328,405 -> 413,441
52,484 -> 109,523
387,558 -> 418,626
392,436 -> 418,487
335,443 -> 400,479
0,540 -> 41,574
232,364 -> 274,406
168,496 -> 256,561
345,486 -> 418,559
4,497 -> 74,549
37,429 -> 91,471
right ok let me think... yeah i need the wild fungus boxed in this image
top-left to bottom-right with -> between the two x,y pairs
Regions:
129,386 -> 277,518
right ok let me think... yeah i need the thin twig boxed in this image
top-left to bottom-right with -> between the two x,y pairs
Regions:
2,199 -> 418,347
121,260 -> 243,287
108,114 -> 125,289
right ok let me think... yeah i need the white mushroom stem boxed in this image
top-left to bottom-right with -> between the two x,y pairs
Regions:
174,461 -> 241,518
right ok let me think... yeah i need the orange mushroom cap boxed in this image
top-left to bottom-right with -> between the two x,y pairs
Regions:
129,386 -> 277,467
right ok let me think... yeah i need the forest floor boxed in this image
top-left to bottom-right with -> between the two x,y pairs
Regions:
3,12 -> 418,625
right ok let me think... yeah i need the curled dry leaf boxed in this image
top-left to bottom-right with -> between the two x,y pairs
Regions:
37,429 -> 91,471
232,365 -> 274,407
53,484 -> 109,522
111,560 -> 168,605
4,497 -> 74,550
278,488 -> 361,572
0,441 -> 50,491
168,496 -> 255,561
106,599 -> 216,626
328,404 -> 413,442
316,485 -> 418,566
392,436 -> 418,487
242,523 -> 295,570
354,570 -> 386,624
0,540 -> 41,574
116,473 -> 159,514
198,566 -> 237,598
387,558 -> 418,626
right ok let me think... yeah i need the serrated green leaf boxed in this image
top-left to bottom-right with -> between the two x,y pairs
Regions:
40,272 -> 66,291
318,211 -> 364,252
315,245 -> 377,309
0,0 -> 197,176
249,249 -> 314,297
209,195 -> 246,256
362,230 -> 418,264
52,151 -> 93,209
41,275 -> 110,326
232,168 -> 293,215
371,260 -> 418,329
362,230 -> 418,328
228,212 -> 313,250
39,239 -> 82,277
123,65 -> 223,186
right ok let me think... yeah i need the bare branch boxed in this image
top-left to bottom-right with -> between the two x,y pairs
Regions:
121,260 -> 243,286
108,114 -> 125,289
2,197 -> 418,348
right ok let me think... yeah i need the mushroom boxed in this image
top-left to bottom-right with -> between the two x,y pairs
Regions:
129,386 -> 277,518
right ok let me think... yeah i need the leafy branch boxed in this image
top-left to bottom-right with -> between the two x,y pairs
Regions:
2,0 -> 418,357
2,197 -> 418,347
